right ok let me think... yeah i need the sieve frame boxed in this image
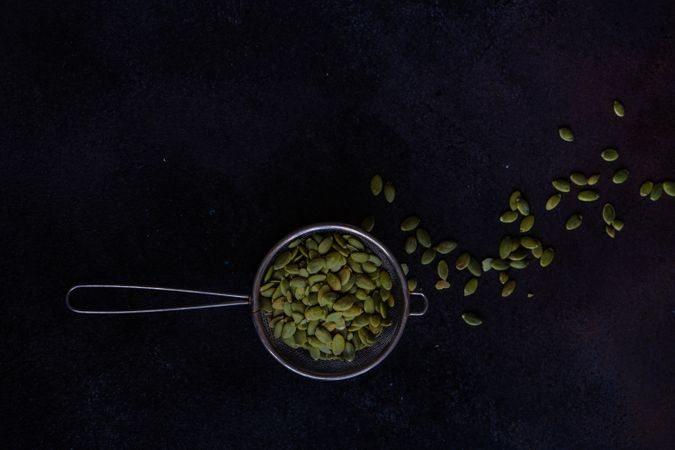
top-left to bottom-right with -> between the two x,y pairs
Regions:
251,222 -> 425,381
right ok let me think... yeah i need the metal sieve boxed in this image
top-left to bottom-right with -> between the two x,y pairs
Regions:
66,223 -> 428,381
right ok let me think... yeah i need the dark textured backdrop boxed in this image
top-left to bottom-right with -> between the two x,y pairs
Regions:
2,0 -> 675,448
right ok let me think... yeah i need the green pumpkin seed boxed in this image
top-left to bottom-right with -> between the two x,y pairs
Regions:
546,193 -> 562,211
501,280 -> 516,297
435,240 -> 458,254
499,236 -> 512,259
273,251 -> 293,270
509,259 -> 528,269
509,190 -> 522,211
318,236 -> 334,254
416,228 -> 432,248
491,259 -> 509,271
605,226 -> 616,238
455,252 -> 470,270
510,237 -> 520,252
383,182 -> 395,203
565,213 -> 583,230
307,257 -> 326,274
578,190 -> 599,202
315,327 -> 333,344
540,248 -> 555,267
520,236 -> 538,249
407,278 -> 417,292
461,312 -> 482,326
351,252 -> 370,263
587,174 -> 600,185
601,148 -> 619,162
404,236 -> 418,255
437,260 -> 449,280
361,261 -> 377,273
612,168 -> 630,184
421,248 -> 436,265
519,215 -> 535,233
347,237 -> 365,250
508,248 -> 528,261
552,179 -> 571,193
613,99 -> 625,117
273,319 -> 285,338
468,258 -> 482,277
355,275 -> 376,290
435,280 -> 450,290
602,203 -> 615,225
558,127 -> 574,142
531,243 -> 543,258
333,296 -> 356,312
400,263 -> 409,276
360,216 -> 375,232
499,211 -> 519,223
650,183 -> 663,201
331,334 -> 345,355
570,172 -> 587,186
363,297 -> 375,314
612,219 -> 624,231
481,258 -> 493,272
326,273 -> 341,290
464,278 -> 479,296
370,175 -> 383,196
380,271 -> 393,290
516,198 -> 530,216
664,180 -> 675,197
281,322 -> 296,339
401,216 -> 421,231
305,306 -> 326,321
499,272 -> 509,284
640,181 -> 654,197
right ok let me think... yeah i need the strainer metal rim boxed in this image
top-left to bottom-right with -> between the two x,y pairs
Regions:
251,222 -> 411,381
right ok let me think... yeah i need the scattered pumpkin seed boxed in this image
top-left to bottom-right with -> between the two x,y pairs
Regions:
455,252 -> 470,270
407,278 -> 417,292
546,193 -> 562,211
612,219 -> 624,231
464,278 -> 479,296
509,259 -> 529,269
468,258 -> 482,277
519,215 -> 535,233
664,181 -> 675,197
601,148 -> 619,162
570,172 -> 587,186
650,183 -> 663,201
416,228 -> 432,248
401,263 -> 409,276
520,236 -> 538,249
481,258 -> 493,272
613,99 -> 625,117
437,260 -> 449,280
400,216 -> 421,231
499,236 -> 512,259
491,259 -> 510,271
578,190 -> 599,202
361,216 -> 375,232
605,226 -> 616,238
531,244 -> 543,259
612,169 -> 630,184
565,213 -> 583,230
461,312 -> 482,326
587,174 -> 600,185
370,175 -> 383,196
421,248 -> 436,265
435,240 -> 458,254
383,182 -> 396,203
527,293 -> 534,299
639,181 -> 654,197
500,211 -> 519,223
552,179 -> 571,193
501,280 -> 517,297
499,272 -> 509,284
558,127 -> 574,142
602,203 -> 615,225
404,236 -> 417,255
516,198 -> 530,216
435,280 -> 450,290
540,248 -> 555,267
509,190 -> 522,211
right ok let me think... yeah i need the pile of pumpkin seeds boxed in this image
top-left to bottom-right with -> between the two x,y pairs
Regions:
259,232 -> 394,361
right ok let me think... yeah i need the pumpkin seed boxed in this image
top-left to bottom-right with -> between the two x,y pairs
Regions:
282,322 -> 297,339
500,211 -> 519,223
527,293 -> 534,298
501,280 -> 516,297
437,260 -> 449,280
664,181 -> 675,197
639,181 -> 654,197
401,216 -> 421,231
404,236 -> 417,255
540,248 -> 555,267
351,252 -> 370,263
407,278 -> 417,292
499,272 -> 509,284
491,259 -> 509,271
361,216 -> 375,232
370,175 -> 383,196
552,179 -> 571,193
416,228 -> 432,248
384,182 -> 395,203
587,174 -> 600,185
464,278 -> 479,296
558,127 -> 574,142
516,198 -> 530,216
499,237 -> 512,259
380,271 -> 393,290
435,280 -> 451,290
605,226 -> 616,238
612,169 -> 629,184
421,248 -> 436,265
509,259 -> 528,269
612,219 -> 624,231
546,193 -> 562,211
331,334 -> 345,355
578,190 -> 599,202
520,236 -> 538,249
455,252 -> 470,270
461,312 -> 482,326
613,99 -> 624,117
401,263 -> 409,276
565,213 -> 583,230
307,257 -> 326,273
509,190 -> 522,211
650,183 -> 663,201
519,215 -> 535,233
326,273 -> 341,290
315,327 -> 333,344
481,258 -> 493,272
532,244 -> 543,259
468,258 -> 482,277
305,306 -> 326,321
601,148 -> 619,162
274,320 -> 284,338
602,203 -> 615,225
355,275 -> 376,290
274,251 -> 293,269
318,236 -> 334,254
435,240 -> 458,254
570,172 -> 587,186
508,248 -> 528,261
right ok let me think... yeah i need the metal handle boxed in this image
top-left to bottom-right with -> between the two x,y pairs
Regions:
65,284 -> 250,315
409,291 -> 428,317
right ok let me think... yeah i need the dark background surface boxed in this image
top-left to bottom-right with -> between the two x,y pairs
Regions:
2,0 -> 675,448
